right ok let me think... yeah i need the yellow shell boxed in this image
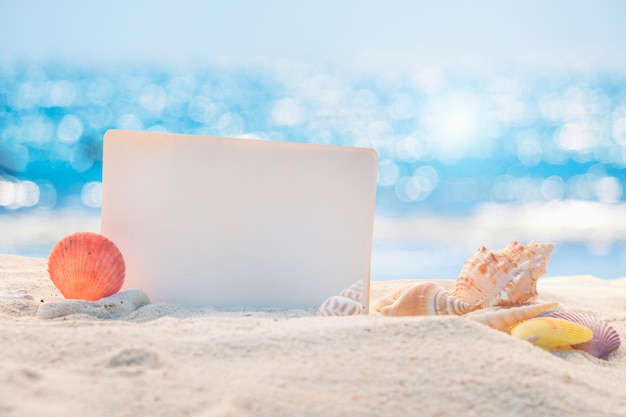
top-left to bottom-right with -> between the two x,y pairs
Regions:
380,282 -> 476,317
452,241 -> 555,308
509,317 -> 593,350
464,302 -> 559,331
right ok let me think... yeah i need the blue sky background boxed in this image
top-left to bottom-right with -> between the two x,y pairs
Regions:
2,1 -> 626,279
2,0 -> 626,70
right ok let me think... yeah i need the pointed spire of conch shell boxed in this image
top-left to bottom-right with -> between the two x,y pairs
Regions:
452,241 -> 555,308
464,302 -> 559,331
339,280 -> 363,303
380,282 -> 476,317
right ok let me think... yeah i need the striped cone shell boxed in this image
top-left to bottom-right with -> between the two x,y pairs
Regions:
546,311 -> 621,360
373,283 -> 414,313
339,280 -> 363,302
453,241 -> 555,308
48,232 -> 126,301
380,282 -> 476,317
465,302 -> 559,331
317,295 -> 364,317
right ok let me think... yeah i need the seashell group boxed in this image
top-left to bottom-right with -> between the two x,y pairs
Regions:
47,232 -> 126,301
376,241 -> 555,318
369,239 -> 622,359
509,317 -> 593,350
546,311 -> 621,360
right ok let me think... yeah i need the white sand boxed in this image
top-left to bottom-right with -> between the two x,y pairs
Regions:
1,254 -> 625,417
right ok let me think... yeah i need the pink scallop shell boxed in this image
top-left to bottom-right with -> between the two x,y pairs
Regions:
48,232 -> 126,301
546,311 -> 621,360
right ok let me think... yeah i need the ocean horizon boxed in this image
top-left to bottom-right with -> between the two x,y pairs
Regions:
2,58 -> 626,281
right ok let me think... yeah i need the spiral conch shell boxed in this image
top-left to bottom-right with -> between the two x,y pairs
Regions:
380,282 -> 475,317
47,232 -> 126,301
452,241 -> 555,308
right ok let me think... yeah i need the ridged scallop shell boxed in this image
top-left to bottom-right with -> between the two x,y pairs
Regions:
452,241 -> 555,308
546,311 -> 621,360
48,232 -> 126,301
465,302 -> 558,331
317,295 -> 364,316
510,317 -> 593,350
380,282 -> 476,317
339,280 -> 363,302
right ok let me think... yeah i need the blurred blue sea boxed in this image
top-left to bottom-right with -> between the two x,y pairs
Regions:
2,62 -> 626,279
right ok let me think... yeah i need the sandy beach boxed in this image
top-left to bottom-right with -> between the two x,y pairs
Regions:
1,253 -> 625,417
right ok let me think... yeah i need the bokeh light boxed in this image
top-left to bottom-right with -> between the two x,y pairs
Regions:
81,181 -> 102,208
271,98 -> 305,126
2,60 -> 626,277
3,63 -> 626,213
0,178 -> 40,209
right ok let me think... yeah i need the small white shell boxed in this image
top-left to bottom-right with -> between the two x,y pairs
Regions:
317,295 -> 364,317
339,280 -> 363,302
0,289 -> 38,315
0,289 -> 34,302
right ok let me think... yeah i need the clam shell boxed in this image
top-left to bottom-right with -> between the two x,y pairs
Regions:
546,311 -> 621,360
317,295 -> 364,317
380,282 -> 476,317
465,302 -> 558,331
509,317 -> 593,350
452,241 -> 555,308
48,232 -> 126,301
